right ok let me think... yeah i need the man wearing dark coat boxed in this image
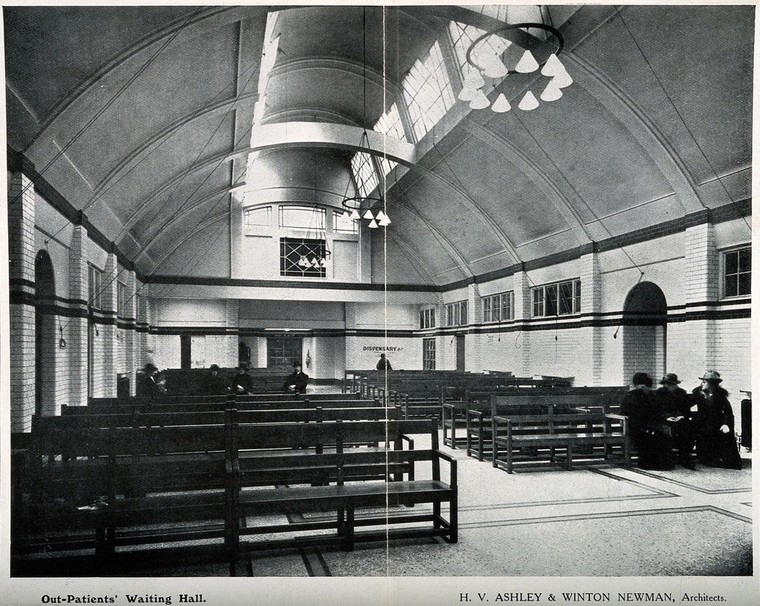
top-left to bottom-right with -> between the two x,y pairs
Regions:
283,360 -> 309,394
136,362 -> 164,398
690,370 -> 742,469
655,373 -> 695,469
621,372 -> 674,470
201,364 -> 228,396
230,363 -> 253,395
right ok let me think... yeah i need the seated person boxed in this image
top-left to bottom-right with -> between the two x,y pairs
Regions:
201,364 -> 228,396
621,372 -> 674,470
655,373 -> 695,469
690,371 -> 742,469
230,363 -> 253,395
283,360 -> 309,394
136,362 -> 164,398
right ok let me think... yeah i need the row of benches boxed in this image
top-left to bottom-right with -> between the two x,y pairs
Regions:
12,411 -> 457,576
441,387 -> 631,473
343,370 -> 575,421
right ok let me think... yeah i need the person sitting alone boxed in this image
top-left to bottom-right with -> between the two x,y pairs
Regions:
230,363 -> 253,395
621,372 -> 674,470
655,373 -> 695,469
283,360 -> 309,394
136,362 -> 164,398
376,353 -> 392,371
201,363 -> 228,396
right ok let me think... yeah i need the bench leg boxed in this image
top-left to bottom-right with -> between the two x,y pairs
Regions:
505,444 -> 513,474
566,444 -> 573,471
447,495 -> 458,544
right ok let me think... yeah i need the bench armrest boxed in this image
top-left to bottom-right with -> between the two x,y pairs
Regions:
433,449 -> 458,488
605,413 -> 629,433
401,434 -> 415,450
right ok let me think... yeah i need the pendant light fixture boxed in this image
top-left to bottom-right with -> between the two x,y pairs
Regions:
461,14 -> 571,115
340,6 -> 391,228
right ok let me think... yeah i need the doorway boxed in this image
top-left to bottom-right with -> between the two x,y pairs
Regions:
35,250 -> 56,417
455,334 -> 465,371
622,281 -> 667,383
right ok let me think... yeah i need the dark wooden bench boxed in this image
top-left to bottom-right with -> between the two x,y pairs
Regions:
464,388 -> 629,461
12,416 -> 456,576
76,396 -> 375,416
491,409 -> 630,473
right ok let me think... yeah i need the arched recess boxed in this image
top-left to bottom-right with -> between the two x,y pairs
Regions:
622,281 -> 667,383
35,250 -> 57,417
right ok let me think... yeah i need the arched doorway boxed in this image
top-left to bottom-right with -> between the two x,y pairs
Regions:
35,250 -> 57,417
622,281 -> 667,383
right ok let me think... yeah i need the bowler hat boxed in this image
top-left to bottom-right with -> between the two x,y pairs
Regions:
699,370 -> 722,383
660,373 -> 681,385
210,364 -> 220,371
632,372 -> 653,387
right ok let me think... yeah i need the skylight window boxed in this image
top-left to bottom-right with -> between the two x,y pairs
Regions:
401,41 -> 455,140
351,151 -> 379,198
373,102 -> 406,176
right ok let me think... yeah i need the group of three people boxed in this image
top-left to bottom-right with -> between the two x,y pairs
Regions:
621,370 -> 742,471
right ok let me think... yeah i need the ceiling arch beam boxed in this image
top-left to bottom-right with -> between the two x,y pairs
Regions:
269,57 -> 403,100
94,91 -> 258,194
565,53 -> 704,213
34,6 -> 270,140
392,150 -> 521,264
461,119 -> 594,242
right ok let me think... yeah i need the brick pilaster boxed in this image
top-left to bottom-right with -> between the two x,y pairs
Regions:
100,252 -> 119,397
225,299 -> 239,366
512,270 -> 531,376
8,172 -> 36,432
68,225 -> 89,406
684,222 -> 717,374
580,251 -> 604,385
125,270 -> 138,394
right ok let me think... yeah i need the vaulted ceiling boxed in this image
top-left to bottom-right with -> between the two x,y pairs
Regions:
4,5 -> 753,286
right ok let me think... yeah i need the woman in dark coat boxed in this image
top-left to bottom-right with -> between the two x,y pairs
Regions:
690,371 -> 742,469
621,372 -> 674,470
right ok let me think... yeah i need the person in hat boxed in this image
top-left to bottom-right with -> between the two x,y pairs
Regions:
230,362 -> 253,395
621,372 -> 674,470
201,363 -> 228,396
690,371 -> 742,469
283,360 -> 309,394
136,362 -> 164,398
655,373 -> 695,469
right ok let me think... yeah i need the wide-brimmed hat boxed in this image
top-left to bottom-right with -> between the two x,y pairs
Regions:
143,362 -> 158,374
660,373 -> 681,385
209,364 -> 220,371
699,370 -> 722,383
632,372 -> 653,387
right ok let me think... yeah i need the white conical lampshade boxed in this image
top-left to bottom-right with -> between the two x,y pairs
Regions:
515,50 -> 539,73
349,209 -> 360,220
363,210 -> 374,220
540,80 -> 563,102
463,69 -> 485,89
469,90 -> 490,110
298,255 -> 308,267
378,214 -> 391,226
342,211 -> 351,221
518,91 -> 539,111
482,57 -> 508,79
376,210 -> 386,221
320,258 -> 327,268
541,53 -> 565,77
553,69 -> 573,89
458,86 -> 478,102
310,257 -> 320,268
368,219 -> 379,229
491,93 -> 511,113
